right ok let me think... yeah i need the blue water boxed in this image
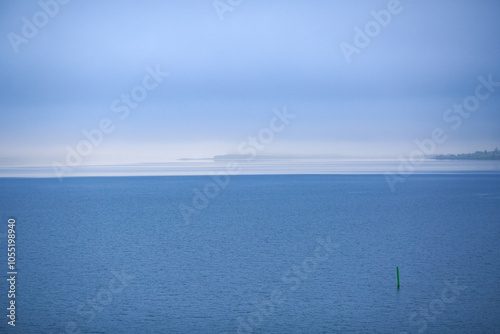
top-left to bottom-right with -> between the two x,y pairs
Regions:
0,175 -> 499,333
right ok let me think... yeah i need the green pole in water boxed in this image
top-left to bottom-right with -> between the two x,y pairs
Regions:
397,266 -> 400,288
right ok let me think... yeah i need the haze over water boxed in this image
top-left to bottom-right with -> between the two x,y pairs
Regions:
1,159 -> 499,178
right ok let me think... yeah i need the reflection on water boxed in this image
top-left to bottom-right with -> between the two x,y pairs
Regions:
1,159 -> 500,177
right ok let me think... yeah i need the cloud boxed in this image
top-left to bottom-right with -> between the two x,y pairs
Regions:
1,0 -> 499,170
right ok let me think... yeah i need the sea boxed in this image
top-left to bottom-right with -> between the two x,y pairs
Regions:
0,173 -> 499,333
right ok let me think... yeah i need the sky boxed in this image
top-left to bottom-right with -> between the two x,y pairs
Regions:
1,0 -> 500,169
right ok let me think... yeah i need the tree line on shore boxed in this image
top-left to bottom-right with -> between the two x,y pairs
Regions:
434,148 -> 500,160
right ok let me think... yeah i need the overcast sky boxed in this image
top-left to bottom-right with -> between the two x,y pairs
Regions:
1,0 -> 499,167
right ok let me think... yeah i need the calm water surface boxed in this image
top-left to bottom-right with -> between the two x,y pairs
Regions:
0,174 -> 499,333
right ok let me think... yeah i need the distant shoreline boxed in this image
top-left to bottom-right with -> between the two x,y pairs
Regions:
434,148 -> 500,160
